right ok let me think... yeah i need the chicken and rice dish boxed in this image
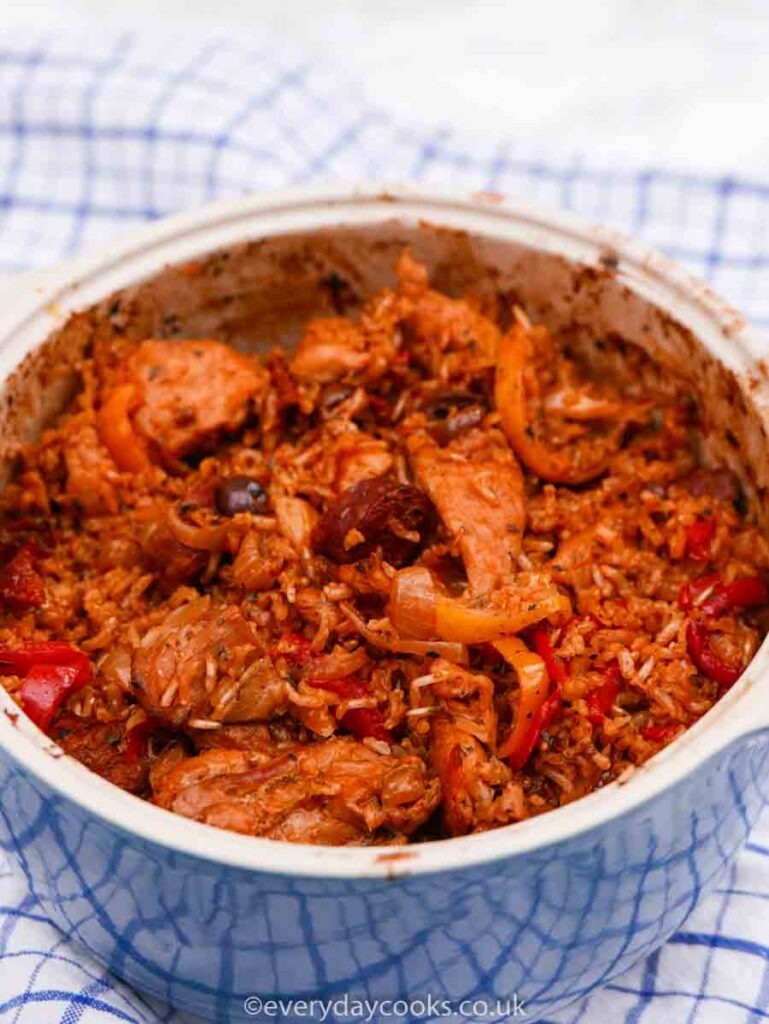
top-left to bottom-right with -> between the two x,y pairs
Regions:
0,251 -> 766,845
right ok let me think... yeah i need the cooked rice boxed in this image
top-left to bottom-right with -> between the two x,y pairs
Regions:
0,248 -> 765,846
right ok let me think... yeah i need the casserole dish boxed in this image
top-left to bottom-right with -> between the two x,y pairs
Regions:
0,184 -> 768,1022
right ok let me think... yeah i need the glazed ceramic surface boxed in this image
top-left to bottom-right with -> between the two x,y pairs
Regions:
1,186 -> 769,1023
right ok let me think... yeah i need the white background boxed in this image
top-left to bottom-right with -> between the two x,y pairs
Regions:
2,0 -> 768,177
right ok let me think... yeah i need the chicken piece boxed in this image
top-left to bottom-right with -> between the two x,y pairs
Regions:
54,716 -> 151,794
550,527 -> 595,590
430,719 -> 523,836
151,737 -> 441,844
64,418 -> 119,515
130,597 -> 286,727
290,319 -> 369,383
191,720 -> 304,756
335,436 -> 394,493
411,658 -> 497,744
397,252 -> 500,380
409,660 -> 524,836
128,339 -> 267,461
291,286 -> 407,387
232,529 -> 295,591
408,427 -> 526,594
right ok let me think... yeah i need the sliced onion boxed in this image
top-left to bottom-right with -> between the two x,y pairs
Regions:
388,565 -> 439,640
340,601 -> 468,665
274,495 -> 318,553
388,637 -> 469,664
168,506 -> 231,552
98,645 -> 132,691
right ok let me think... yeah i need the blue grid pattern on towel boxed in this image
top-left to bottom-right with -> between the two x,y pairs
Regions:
1,28 -> 769,1024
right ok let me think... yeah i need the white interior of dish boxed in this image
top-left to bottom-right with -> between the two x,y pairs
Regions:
0,185 -> 767,878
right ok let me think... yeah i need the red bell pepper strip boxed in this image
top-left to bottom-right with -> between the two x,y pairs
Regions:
269,632 -> 313,667
496,633 -> 567,770
679,573 -> 768,617
685,518 -> 715,562
701,576 -> 768,618
530,625 -> 567,688
125,716 -> 162,764
685,620 -> 742,690
18,664 -> 85,731
540,690 -> 564,729
499,626 -> 568,770
678,573 -> 721,612
306,675 -> 392,744
641,722 -> 681,742
0,641 -> 92,733
0,641 -> 91,679
503,689 -> 564,771
0,544 -> 45,612
586,664 -> 620,726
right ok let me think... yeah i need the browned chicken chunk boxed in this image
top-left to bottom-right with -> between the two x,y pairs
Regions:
64,418 -> 119,515
409,660 -> 524,836
130,597 -> 286,727
290,319 -> 369,383
129,338 -> 267,461
408,427 -> 526,594
151,736 -> 441,844
397,252 -> 500,381
54,715 -> 152,794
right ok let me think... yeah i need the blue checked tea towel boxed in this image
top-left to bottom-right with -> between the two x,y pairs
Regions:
1,28 -> 769,1024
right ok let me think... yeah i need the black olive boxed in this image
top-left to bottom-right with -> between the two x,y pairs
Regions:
438,404 -> 486,443
423,389 -> 480,420
312,474 -> 434,565
215,476 -> 270,516
320,382 -> 353,411
423,390 -> 488,445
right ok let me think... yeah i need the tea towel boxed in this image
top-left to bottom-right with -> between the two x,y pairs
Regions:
1,29 -> 769,1024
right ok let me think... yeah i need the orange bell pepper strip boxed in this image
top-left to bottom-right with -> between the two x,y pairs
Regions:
388,565 -> 571,645
97,383 -> 152,473
433,587 -> 571,644
495,320 -> 616,484
495,636 -> 555,769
